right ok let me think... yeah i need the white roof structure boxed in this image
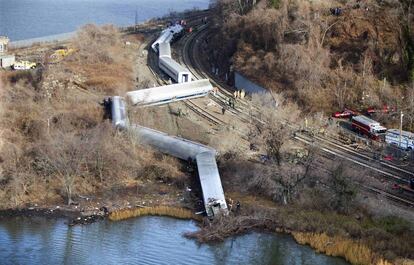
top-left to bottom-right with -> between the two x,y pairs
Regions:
126,79 -> 212,106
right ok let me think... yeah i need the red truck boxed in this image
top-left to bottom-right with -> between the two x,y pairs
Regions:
351,115 -> 387,140
332,108 -> 359,119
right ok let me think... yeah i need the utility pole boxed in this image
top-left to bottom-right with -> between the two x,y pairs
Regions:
400,110 -> 404,148
135,9 -> 138,32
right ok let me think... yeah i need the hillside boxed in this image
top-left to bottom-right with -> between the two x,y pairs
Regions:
206,0 -> 414,128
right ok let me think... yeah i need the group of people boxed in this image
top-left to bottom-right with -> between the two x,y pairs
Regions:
227,198 -> 241,213
223,89 -> 247,113
233,89 -> 246,99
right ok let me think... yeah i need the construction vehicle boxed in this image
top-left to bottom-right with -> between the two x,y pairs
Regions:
50,48 -> 75,63
12,60 -> 37,70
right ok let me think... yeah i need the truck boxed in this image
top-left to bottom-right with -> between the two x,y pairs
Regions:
351,115 -> 387,140
385,129 -> 414,151
12,60 -> 37,70
50,48 -> 75,63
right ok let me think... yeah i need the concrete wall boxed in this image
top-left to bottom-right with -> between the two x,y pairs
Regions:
234,71 -> 267,94
0,55 -> 15,68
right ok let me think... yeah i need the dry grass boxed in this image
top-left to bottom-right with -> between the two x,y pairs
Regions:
293,232 -> 378,265
109,206 -> 202,221
0,24 -> 184,208
62,24 -> 135,95
293,232 -> 414,265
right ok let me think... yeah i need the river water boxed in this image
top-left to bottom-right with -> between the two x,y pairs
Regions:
0,216 -> 349,265
0,0 -> 210,41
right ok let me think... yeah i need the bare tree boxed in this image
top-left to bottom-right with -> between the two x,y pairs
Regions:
250,93 -> 300,164
40,133 -> 86,205
270,147 -> 315,204
328,163 -> 357,213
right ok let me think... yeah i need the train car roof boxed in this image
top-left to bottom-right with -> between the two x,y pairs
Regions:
129,124 -> 215,160
126,79 -> 213,105
158,42 -> 171,58
352,115 -> 381,125
196,151 -> 226,203
159,56 -> 190,74
387,129 -> 414,138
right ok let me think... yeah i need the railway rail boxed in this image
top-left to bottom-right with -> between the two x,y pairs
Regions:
146,34 -> 227,128
177,19 -> 414,207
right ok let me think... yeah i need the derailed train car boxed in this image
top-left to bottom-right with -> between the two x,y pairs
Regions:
151,24 -> 191,83
159,56 -> 192,83
158,41 -> 191,83
110,97 -> 228,218
126,79 -> 212,106
151,24 -> 183,52
196,152 -> 228,217
129,124 -> 228,218
110,96 -> 128,129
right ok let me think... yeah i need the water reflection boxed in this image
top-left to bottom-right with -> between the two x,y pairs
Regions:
0,216 -> 349,265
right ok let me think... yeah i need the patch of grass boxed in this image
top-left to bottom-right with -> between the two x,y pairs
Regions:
269,0 -> 281,9
109,206 -> 202,221
375,216 -> 411,235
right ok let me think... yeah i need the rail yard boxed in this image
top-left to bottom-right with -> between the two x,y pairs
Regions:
156,16 -> 414,210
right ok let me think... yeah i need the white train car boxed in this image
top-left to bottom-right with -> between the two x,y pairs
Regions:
386,129 -> 414,151
159,56 -> 192,83
126,79 -> 212,106
196,151 -> 228,217
111,96 -> 128,129
129,124 -> 216,160
151,24 -> 183,52
110,96 -> 228,218
158,42 -> 171,58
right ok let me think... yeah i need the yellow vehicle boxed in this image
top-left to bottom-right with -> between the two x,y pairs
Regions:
50,48 -> 75,63
12,60 -> 37,70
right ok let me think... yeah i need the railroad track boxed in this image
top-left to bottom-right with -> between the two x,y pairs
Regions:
312,134 -> 414,181
179,19 -> 414,207
308,147 -> 414,208
186,25 -> 414,181
179,25 -> 258,126
183,100 -> 225,126
145,27 -> 227,128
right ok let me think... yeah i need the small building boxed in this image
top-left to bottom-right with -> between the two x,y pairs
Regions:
0,36 -> 16,68
0,54 -> 16,68
0,36 -> 9,54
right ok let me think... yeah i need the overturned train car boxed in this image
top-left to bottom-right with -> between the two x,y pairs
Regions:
109,97 -> 228,218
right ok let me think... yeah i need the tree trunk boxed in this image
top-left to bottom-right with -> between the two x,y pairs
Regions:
65,177 -> 73,205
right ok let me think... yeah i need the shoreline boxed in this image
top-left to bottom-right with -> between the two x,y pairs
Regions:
2,204 -> 411,265
7,8 -> 209,48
